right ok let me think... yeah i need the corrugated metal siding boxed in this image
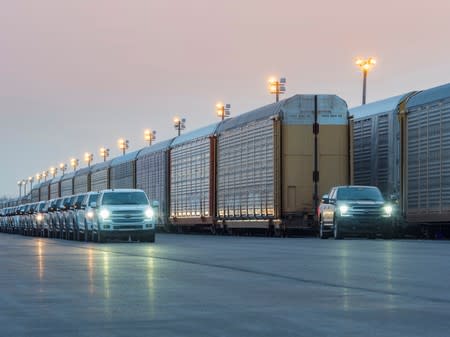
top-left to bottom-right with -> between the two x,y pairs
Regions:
73,174 -> 89,194
136,149 -> 168,224
39,183 -> 50,201
352,110 -> 401,198
74,168 -> 90,194
217,119 -> 275,218
407,99 -> 450,216
110,161 -> 136,189
351,93 -> 413,198
91,169 -> 109,191
376,114 -> 390,193
50,181 -> 60,199
353,118 -> 372,185
31,188 -> 40,202
170,138 -> 211,218
60,178 -> 73,197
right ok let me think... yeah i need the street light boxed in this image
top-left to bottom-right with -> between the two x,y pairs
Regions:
100,147 -> 110,162
118,138 -> 129,155
49,166 -> 58,178
70,158 -> 79,171
355,57 -> 376,105
59,163 -> 67,176
84,152 -> 94,167
268,77 -> 286,102
35,173 -> 42,183
144,129 -> 156,146
216,102 -> 231,121
42,170 -> 48,182
173,117 -> 186,136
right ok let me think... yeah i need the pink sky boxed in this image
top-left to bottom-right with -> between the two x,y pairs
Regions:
1,0 -> 450,197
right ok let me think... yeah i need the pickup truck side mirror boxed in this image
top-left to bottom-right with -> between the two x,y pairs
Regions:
321,194 -> 329,204
90,202 -> 97,208
152,201 -> 160,209
389,194 -> 399,204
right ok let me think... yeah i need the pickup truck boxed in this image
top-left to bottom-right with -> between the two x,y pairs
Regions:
318,185 -> 393,239
90,189 -> 157,243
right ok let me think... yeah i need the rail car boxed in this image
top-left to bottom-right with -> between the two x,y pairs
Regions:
11,94 -> 348,235
136,138 -> 174,228
350,82 -> 450,237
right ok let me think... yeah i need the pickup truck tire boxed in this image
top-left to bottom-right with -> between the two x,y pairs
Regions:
383,227 -> 393,240
96,230 -> 106,243
141,231 -> 155,243
333,218 -> 343,240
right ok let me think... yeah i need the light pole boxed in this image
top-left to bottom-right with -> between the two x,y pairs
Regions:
100,147 -> 110,162
28,176 -> 34,191
173,117 -> 186,136
355,57 -> 376,105
144,129 -> 156,146
118,138 -> 129,155
49,166 -> 58,178
35,173 -> 42,184
70,158 -> 79,171
22,179 -> 27,195
268,77 -> 286,102
42,170 -> 48,182
59,163 -> 67,176
84,152 -> 93,167
216,102 -> 231,121
17,181 -> 22,197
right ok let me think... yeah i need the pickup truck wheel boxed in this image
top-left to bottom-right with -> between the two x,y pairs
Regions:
97,230 -> 106,243
383,226 -> 393,240
145,232 -> 155,243
333,218 -> 343,240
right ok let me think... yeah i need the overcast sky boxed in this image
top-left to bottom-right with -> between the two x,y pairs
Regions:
1,0 -> 450,198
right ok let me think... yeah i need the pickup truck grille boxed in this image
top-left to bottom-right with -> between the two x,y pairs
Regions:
110,210 -> 144,225
349,205 -> 383,216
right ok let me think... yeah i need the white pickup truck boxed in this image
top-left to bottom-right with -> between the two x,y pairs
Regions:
90,189 -> 157,243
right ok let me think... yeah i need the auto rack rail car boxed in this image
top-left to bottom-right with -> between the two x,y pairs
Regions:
350,82 -> 450,236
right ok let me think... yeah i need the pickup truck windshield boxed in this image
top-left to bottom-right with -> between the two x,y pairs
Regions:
101,192 -> 149,205
336,187 -> 384,202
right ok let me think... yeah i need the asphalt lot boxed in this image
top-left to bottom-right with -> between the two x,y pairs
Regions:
1,233 -> 450,337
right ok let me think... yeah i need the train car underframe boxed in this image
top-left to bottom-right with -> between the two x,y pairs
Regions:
167,212 -> 316,237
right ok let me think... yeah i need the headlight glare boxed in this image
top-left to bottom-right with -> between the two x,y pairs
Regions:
145,208 -> 154,219
86,210 -> 94,219
100,209 -> 110,220
383,205 -> 393,217
339,205 -> 349,215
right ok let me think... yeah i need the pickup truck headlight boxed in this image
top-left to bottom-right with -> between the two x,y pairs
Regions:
383,205 -> 393,217
145,208 -> 154,219
36,214 -> 44,222
339,205 -> 349,216
100,209 -> 110,220
86,210 -> 94,219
